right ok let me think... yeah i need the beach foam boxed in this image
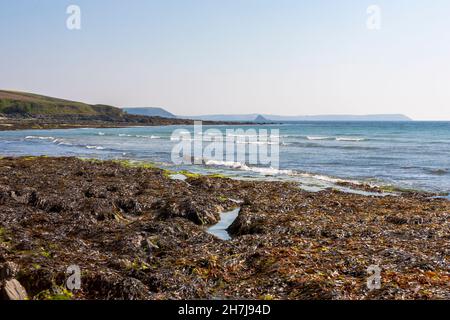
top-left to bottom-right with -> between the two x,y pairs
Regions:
336,137 -> 365,142
25,136 -> 56,141
86,145 -> 105,150
306,136 -> 333,141
204,159 -> 292,175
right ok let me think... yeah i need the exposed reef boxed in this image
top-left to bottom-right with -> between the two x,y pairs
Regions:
0,157 -> 449,300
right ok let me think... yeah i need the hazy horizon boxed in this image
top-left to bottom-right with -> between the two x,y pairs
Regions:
1,0 -> 450,120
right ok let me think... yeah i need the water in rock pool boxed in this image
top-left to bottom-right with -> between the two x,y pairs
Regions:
1,121 -> 449,194
206,208 -> 240,241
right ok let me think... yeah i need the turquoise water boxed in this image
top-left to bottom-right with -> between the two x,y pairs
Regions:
1,121 -> 449,193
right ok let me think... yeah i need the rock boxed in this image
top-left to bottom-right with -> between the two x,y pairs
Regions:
228,212 -> 265,236
1,279 -> 28,300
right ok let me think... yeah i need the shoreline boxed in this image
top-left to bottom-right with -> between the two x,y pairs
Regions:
0,156 -> 449,300
0,118 -> 253,132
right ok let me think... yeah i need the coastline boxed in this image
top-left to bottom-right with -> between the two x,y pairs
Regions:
1,156 -> 448,300
0,117 -> 248,131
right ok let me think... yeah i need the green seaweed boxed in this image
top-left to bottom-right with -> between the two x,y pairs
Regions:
0,227 -> 5,242
39,248 -> 52,258
112,159 -> 157,169
0,227 -> 11,246
379,185 -> 417,194
22,155 -> 48,161
128,259 -> 151,272
162,169 -> 176,178
34,286 -> 73,300
207,173 -> 228,179
80,158 -> 103,164
32,264 -> 41,270
177,170 -> 201,179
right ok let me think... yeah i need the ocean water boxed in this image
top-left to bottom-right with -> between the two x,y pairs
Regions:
0,121 -> 449,194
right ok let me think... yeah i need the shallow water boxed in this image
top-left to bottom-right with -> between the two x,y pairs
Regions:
1,121 -> 449,193
433,194 -> 450,200
331,186 -> 396,197
169,173 -> 187,181
206,208 -> 240,241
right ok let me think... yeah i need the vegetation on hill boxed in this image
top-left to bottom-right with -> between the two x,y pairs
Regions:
0,90 -> 237,130
0,90 -> 123,117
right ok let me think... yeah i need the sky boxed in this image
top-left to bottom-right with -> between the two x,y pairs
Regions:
1,0 -> 449,120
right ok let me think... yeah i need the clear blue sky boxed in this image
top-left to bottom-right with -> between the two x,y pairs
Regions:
1,0 -> 450,119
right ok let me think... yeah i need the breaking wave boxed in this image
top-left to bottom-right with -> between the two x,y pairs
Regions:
86,145 -> 105,150
25,136 -> 56,141
118,134 -> 161,139
306,136 -> 334,141
204,160 -> 292,175
304,136 -> 366,142
202,159 -> 365,186
336,137 -> 366,142
24,135 -> 110,151
423,168 -> 448,176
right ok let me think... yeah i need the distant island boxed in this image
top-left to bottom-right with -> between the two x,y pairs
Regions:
122,107 -> 412,122
123,107 -> 176,118
253,115 -> 272,123
182,113 -> 413,122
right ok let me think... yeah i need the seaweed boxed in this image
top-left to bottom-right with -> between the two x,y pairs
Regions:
0,156 -> 448,300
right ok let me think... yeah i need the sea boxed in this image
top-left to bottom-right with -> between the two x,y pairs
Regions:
1,121 -> 449,195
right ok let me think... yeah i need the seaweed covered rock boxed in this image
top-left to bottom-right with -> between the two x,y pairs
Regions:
83,274 -> 151,300
228,210 -> 266,236
0,157 -> 449,300
157,197 -> 223,225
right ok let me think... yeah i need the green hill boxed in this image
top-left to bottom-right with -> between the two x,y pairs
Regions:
0,90 -> 124,117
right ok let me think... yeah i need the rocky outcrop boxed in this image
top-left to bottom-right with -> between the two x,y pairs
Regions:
0,262 -> 28,300
157,197 -> 223,225
1,279 -> 28,300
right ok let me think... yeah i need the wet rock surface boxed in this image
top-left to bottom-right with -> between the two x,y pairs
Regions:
0,157 -> 449,300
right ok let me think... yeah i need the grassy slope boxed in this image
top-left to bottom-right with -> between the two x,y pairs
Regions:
0,90 -> 124,116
